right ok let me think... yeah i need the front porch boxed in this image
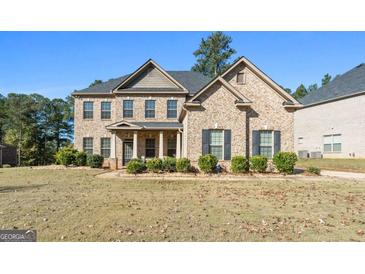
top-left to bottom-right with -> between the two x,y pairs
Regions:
106,121 -> 183,169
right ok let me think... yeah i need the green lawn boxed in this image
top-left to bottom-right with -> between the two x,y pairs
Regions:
297,158 -> 365,173
0,167 -> 364,241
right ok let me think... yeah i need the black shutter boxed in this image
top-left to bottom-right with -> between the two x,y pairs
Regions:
202,129 -> 210,155
252,130 -> 260,156
224,130 -> 231,160
274,130 -> 281,155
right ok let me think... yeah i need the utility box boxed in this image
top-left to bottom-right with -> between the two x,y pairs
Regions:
310,151 -> 322,159
0,144 -> 17,167
298,150 -> 309,159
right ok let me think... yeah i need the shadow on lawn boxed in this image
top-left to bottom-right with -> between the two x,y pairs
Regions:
0,184 -> 47,193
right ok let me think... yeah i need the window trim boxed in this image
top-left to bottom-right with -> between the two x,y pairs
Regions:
100,137 -> 111,158
123,100 -> 134,118
259,130 -> 274,158
100,102 -> 111,120
323,134 -> 342,153
145,100 -> 156,119
167,100 -> 177,119
209,129 -> 224,160
83,137 -> 93,155
83,101 -> 94,119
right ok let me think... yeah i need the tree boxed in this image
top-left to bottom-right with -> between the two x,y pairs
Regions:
308,84 -> 318,92
0,93 -> 7,143
89,80 -> 102,87
192,32 -> 236,77
292,84 -> 308,100
280,85 -> 292,94
321,73 -> 331,86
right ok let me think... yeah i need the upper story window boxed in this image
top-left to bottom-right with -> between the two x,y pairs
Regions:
237,72 -> 245,84
83,137 -> 93,154
167,100 -> 177,118
123,100 -> 133,118
259,130 -> 273,158
145,100 -> 155,118
101,102 -> 111,119
83,101 -> 93,119
323,134 -> 342,153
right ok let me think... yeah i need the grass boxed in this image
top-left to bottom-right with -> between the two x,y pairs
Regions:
0,168 -> 364,241
297,158 -> 365,173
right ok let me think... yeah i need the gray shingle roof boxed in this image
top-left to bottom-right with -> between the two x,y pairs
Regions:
300,63 -> 365,105
72,71 -> 211,95
132,122 -> 183,129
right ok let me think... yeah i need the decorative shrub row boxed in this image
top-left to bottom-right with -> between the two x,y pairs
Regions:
126,157 -> 191,174
55,146 -> 104,168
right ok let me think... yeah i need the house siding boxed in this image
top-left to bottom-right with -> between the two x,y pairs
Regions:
294,94 -> 365,158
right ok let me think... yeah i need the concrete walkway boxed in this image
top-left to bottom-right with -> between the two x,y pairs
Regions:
321,170 -> 365,180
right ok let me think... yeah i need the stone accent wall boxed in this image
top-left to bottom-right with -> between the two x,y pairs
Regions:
223,63 -> 295,155
185,82 -> 247,165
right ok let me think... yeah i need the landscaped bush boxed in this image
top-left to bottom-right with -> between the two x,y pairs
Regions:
126,159 -> 146,174
146,158 -> 163,173
250,155 -> 268,173
273,152 -> 298,174
231,156 -> 249,173
75,151 -> 87,166
87,154 -> 104,168
55,146 -> 78,166
307,166 -> 321,175
176,158 -> 191,173
198,154 -> 218,173
163,157 -> 176,172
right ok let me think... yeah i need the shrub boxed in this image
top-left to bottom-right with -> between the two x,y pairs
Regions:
250,155 -> 268,173
87,154 -> 104,168
55,146 -> 78,166
163,157 -> 176,172
75,151 -> 87,166
231,156 -> 249,173
273,152 -> 298,174
176,158 -> 191,173
307,166 -> 321,175
126,159 -> 146,174
198,154 -> 218,173
146,158 -> 163,173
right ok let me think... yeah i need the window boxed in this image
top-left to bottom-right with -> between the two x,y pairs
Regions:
209,130 -> 224,160
167,138 -> 176,157
123,100 -> 133,118
167,100 -> 177,118
259,131 -> 273,158
298,137 -> 303,144
145,100 -> 155,118
323,134 -> 342,153
237,72 -> 245,84
101,102 -> 111,119
83,101 -> 93,119
145,138 -> 156,158
100,138 -> 111,158
83,137 -> 93,154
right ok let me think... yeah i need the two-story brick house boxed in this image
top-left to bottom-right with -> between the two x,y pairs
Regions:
72,57 -> 302,169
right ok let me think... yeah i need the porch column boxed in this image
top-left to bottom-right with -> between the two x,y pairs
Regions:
159,131 -> 164,159
176,131 -> 181,159
132,131 -> 138,159
110,131 -> 116,158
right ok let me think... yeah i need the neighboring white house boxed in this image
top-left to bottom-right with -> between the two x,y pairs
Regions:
294,63 -> 365,158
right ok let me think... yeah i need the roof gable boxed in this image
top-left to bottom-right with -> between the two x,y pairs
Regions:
113,59 -> 187,93
221,56 -> 302,106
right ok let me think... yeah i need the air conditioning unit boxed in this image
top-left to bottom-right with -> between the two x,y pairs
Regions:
298,150 -> 309,159
310,151 -> 322,159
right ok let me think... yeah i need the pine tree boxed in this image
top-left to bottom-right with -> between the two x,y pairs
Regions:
292,84 -> 308,100
321,73 -> 331,86
192,32 -> 236,77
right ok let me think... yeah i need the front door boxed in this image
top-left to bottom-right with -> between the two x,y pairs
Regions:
123,140 -> 133,166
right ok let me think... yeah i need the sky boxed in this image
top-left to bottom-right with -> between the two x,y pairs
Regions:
1,31 -> 365,99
